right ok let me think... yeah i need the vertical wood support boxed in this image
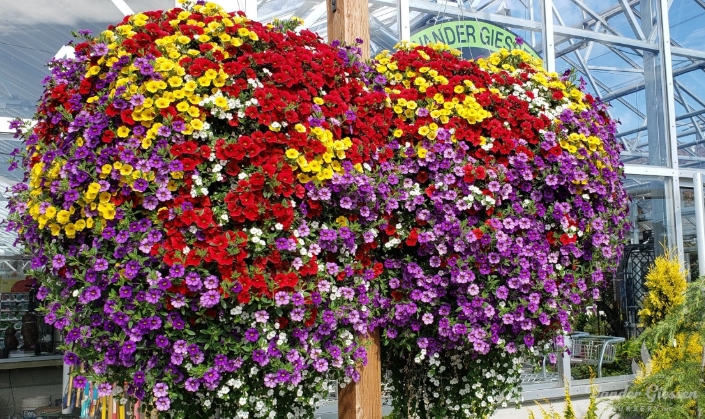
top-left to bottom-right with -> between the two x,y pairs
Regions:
326,0 -> 371,59
337,329 -> 382,419
327,1 -> 379,417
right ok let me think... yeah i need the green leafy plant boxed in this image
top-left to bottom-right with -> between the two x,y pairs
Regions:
610,279 -> 705,418
529,376 -> 599,419
639,247 -> 687,328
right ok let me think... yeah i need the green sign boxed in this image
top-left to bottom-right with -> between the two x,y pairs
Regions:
410,20 -> 540,59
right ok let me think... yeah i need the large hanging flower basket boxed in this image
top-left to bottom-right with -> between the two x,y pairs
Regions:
8,3 -> 391,418
7,2 -> 629,418
347,44 -> 629,417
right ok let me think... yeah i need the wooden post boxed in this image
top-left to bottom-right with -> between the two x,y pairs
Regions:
326,0 -> 371,60
327,1 -> 379,418
337,329 -> 382,419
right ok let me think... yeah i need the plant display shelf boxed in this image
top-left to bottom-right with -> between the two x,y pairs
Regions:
0,292 -> 30,332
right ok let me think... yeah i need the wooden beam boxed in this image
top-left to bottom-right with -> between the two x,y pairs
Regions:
326,0 -> 371,59
326,1 -> 378,417
337,329 -> 382,419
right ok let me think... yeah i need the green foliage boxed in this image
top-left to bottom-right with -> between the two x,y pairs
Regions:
638,247 -> 687,328
610,278 -> 705,418
528,377 -> 598,419
638,278 -> 705,347
609,357 -> 705,419
573,310 -> 609,336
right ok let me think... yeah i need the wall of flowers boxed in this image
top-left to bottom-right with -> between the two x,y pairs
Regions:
5,1 -> 629,418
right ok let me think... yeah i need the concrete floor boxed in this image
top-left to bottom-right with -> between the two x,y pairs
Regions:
315,403 -> 394,419
315,396 -> 616,419
0,367 -> 617,419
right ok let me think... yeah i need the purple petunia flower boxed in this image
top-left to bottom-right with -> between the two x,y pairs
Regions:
199,290 -> 220,308
184,377 -> 200,392
93,258 -> 108,271
153,382 -> 168,398
132,178 -> 149,192
202,368 -> 220,384
245,328 -> 259,342
155,397 -> 170,411
79,286 -> 101,304
52,254 -> 66,269
274,291 -> 290,306
97,383 -> 112,397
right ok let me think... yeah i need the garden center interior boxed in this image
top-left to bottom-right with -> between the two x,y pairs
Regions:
1,0 -> 705,418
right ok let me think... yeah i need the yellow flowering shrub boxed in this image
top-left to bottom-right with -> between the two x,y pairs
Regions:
639,247 -> 687,328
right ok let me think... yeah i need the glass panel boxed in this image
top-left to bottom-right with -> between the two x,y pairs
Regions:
672,60 -> 705,169
614,175 -> 673,338
668,36 -> 703,178
0,133 -> 24,184
552,0 -> 673,167
0,0 -> 183,120
552,0 -> 643,40
124,0 -> 175,13
669,0 -> 705,49
554,41 -> 670,166
680,186 -> 698,281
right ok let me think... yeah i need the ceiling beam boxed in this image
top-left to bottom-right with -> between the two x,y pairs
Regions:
110,0 -> 134,16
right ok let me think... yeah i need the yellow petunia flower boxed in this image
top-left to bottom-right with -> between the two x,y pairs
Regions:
49,223 -> 61,236
64,223 -> 76,238
188,106 -> 201,117
74,219 -> 86,231
155,97 -> 171,109
99,192 -> 112,204
56,210 -> 71,225
45,206 -> 57,219
204,69 -> 218,80
214,96 -> 228,108
183,80 -> 198,92
308,160 -> 321,173
190,119 -> 204,130
168,76 -> 183,87
117,126 -> 130,138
